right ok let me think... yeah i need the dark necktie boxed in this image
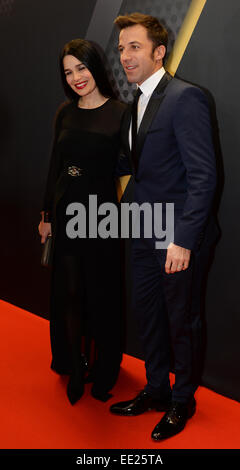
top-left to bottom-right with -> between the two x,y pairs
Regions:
131,87 -> 142,173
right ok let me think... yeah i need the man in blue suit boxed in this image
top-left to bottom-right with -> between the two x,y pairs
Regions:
110,13 -> 217,440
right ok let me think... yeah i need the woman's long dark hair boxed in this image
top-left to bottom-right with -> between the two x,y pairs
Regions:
59,38 -> 119,101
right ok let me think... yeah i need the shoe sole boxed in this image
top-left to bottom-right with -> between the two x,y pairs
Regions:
110,405 -> 170,417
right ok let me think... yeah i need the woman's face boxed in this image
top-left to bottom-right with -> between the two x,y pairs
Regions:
63,54 -> 97,97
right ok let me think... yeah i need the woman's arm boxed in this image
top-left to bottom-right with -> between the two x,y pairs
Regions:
38,216 -> 51,244
38,103 -> 66,243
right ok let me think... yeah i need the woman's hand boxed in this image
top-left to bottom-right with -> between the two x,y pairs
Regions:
38,221 -> 52,244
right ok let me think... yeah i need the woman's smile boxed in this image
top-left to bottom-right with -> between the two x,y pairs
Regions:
75,81 -> 88,90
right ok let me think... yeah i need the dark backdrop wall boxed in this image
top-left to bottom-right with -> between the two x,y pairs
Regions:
0,0 -> 240,402
0,0 -> 97,313
177,0 -> 240,402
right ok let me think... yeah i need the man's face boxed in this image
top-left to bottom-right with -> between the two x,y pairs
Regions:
118,24 -> 165,85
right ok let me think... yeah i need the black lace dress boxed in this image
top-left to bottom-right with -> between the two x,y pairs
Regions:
43,98 -> 127,399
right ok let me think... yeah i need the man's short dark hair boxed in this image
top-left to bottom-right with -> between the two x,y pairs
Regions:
114,12 -> 168,53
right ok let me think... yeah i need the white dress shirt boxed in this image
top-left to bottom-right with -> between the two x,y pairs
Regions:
129,67 -> 166,149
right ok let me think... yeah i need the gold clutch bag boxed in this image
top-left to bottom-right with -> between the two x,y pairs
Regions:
41,235 -> 52,267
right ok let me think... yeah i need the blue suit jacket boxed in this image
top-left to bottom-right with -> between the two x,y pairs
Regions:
117,72 -> 217,252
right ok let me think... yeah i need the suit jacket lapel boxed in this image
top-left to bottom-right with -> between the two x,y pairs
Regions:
136,72 -> 172,161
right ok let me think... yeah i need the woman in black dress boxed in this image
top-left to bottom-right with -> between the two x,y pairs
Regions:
38,39 -> 126,405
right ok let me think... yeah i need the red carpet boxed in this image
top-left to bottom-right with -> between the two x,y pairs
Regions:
0,299 -> 239,450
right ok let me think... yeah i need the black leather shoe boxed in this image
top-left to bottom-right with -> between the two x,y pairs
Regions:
110,390 -> 171,416
67,373 -> 85,405
66,357 -> 88,405
91,386 -> 113,402
51,360 -> 72,375
151,398 -> 196,441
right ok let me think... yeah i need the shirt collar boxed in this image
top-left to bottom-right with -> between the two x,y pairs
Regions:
138,67 -> 166,98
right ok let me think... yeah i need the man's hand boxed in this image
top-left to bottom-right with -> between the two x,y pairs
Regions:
165,242 -> 191,274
